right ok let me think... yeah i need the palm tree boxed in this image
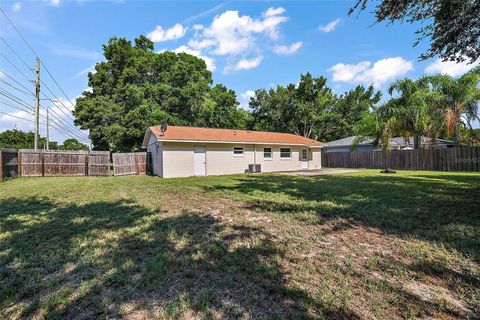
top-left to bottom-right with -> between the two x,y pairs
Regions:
423,72 -> 480,147
354,104 -> 399,172
386,78 -> 431,149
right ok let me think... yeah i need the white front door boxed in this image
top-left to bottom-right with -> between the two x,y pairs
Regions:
301,149 -> 309,169
194,147 -> 206,176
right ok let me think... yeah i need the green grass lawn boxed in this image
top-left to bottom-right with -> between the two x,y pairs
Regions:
0,170 -> 479,319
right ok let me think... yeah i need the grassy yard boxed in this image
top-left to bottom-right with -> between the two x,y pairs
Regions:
0,170 -> 479,319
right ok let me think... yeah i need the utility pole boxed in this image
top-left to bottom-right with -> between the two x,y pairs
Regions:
34,57 -> 40,150
46,107 -> 49,150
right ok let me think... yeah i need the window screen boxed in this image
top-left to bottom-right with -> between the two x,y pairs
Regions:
280,148 -> 291,158
233,147 -> 244,156
264,147 -> 272,159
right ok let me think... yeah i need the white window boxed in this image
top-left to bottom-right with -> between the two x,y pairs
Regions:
263,147 -> 272,160
280,148 -> 291,159
233,147 -> 244,157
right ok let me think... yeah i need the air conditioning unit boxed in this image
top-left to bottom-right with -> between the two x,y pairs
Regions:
248,164 -> 262,173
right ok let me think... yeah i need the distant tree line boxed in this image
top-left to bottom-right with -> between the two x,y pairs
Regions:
0,130 -> 89,151
72,35 -> 479,152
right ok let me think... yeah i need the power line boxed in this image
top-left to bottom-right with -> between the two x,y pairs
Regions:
0,70 -> 34,94
0,89 -> 34,110
0,78 -> 34,97
0,36 -> 33,72
0,109 -> 89,143
0,110 -> 44,124
0,57 -> 90,142
0,89 -> 89,142
0,51 -> 33,83
0,98 -> 35,115
0,8 -> 90,141
0,36 -> 88,139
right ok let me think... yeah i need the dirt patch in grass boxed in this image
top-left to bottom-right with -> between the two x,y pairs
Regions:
0,171 -> 479,319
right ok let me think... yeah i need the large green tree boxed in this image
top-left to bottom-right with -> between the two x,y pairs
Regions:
0,129 -> 58,150
384,78 -> 432,149
423,72 -> 480,146
350,0 -> 480,63
74,35 -> 248,151
249,73 -> 380,141
59,139 -> 89,151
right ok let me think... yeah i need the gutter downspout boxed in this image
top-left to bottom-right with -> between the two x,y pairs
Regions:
253,144 -> 257,165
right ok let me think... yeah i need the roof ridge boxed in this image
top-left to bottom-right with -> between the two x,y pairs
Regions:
151,125 -> 310,137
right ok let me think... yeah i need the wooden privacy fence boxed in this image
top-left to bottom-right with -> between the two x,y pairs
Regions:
88,151 -> 110,176
322,147 -> 480,172
112,152 -> 151,176
0,148 -> 19,180
18,150 -> 110,177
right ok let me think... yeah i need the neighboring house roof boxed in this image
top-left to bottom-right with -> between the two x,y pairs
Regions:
142,125 -> 323,148
324,136 -> 454,148
324,136 -> 374,147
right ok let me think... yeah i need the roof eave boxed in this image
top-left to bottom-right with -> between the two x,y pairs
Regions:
156,138 -> 322,148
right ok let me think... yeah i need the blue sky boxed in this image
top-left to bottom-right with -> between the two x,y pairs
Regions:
1,0 -> 479,143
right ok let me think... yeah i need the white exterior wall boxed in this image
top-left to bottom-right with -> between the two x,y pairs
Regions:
310,149 -> 322,170
156,141 -> 322,178
205,144 -> 255,175
162,142 -> 196,178
146,134 -> 163,177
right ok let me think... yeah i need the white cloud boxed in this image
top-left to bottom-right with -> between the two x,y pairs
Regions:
11,2 -> 21,12
273,41 -> 302,55
425,58 -> 480,77
149,7 -> 292,73
239,90 -> 255,110
263,7 -> 285,18
241,90 -> 255,100
329,61 -> 371,82
0,110 -> 35,133
329,57 -> 413,87
44,0 -> 61,7
73,64 -> 96,79
193,8 -> 288,56
183,3 -> 226,24
318,18 -> 341,33
173,45 -> 216,71
187,38 -> 216,50
147,23 -> 187,42
225,56 -> 263,73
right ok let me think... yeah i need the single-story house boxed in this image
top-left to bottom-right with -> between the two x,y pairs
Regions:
142,125 -> 323,178
323,135 -> 454,153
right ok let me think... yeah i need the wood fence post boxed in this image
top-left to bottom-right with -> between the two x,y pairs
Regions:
135,153 -> 139,175
0,149 -> 3,181
85,152 -> 89,176
41,151 -> 45,177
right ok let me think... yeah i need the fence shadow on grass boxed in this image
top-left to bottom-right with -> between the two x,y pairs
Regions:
205,173 -> 480,260
0,197 -> 359,319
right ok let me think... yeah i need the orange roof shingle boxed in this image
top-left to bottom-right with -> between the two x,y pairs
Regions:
146,125 -> 323,147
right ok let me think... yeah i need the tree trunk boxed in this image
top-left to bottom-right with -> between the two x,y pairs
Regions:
413,134 -> 421,149
453,124 -> 459,147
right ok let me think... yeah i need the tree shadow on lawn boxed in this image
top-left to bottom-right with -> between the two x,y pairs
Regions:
205,173 -> 480,260
0,197 -> 359,319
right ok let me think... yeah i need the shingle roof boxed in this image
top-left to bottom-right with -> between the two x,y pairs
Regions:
144,125 -> 323,148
